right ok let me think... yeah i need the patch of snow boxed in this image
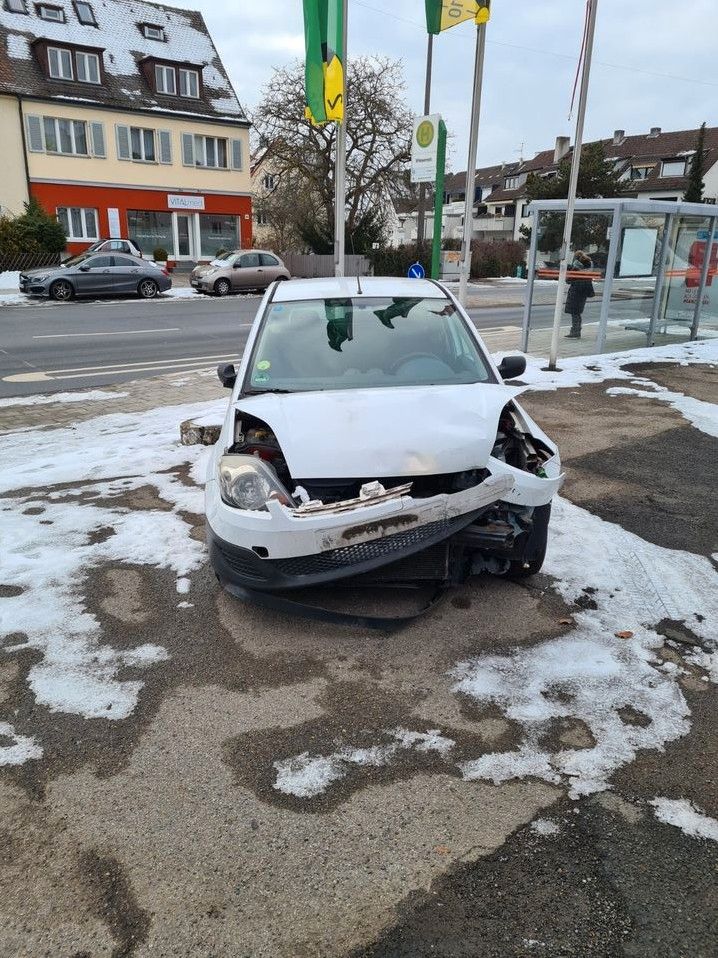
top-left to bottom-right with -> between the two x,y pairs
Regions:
164,287 -> 201,299
273,728 -> 455,798
0,390 -> 126,409
509,339 -> 718,392
455,496 -> 717,797
0,398 -> 226,725
177,601 -> 194,609
531,818 -> 561,836
650,798 -> 718,842
5,34 -> 29,59
0,722 -> 43,767
606,385 -> 718,438
0,270 -> 21,289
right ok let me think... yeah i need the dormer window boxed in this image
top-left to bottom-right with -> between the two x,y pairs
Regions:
155,63 -> 176,94
4,0 -> 28,13
74,1 -> 97,25
37,4 -> 65,22
179,68 -> 199,98
76,49 -> 100,83
142,23 -> 166,41
48,46 -> 74,80
661,159 -> 687,178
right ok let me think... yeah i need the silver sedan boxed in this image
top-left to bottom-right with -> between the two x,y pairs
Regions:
19,252 -> 172,301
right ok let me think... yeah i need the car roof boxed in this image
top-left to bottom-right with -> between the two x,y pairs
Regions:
272,276 -> 446,302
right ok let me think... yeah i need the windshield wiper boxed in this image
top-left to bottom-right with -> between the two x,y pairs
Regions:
243,387 -> 293,396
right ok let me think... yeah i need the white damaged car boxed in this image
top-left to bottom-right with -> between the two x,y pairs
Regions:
206,277 -> 564,605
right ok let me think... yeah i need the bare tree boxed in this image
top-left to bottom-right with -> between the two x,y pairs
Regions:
252,57 -> 413,252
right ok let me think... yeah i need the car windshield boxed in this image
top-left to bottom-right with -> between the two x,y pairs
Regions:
210,251 -> 237,266
244,296 -> 492,394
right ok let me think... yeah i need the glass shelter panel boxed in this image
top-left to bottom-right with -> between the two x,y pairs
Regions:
659,216 -> 716,344
526,209 -> 612,357
695,223 -> 718,340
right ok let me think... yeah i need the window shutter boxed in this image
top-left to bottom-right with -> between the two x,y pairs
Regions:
230,138 -> 243,171
25,115 -> 44,152
90,122 -> 106,158
181,132 -> 194,167
158,130 -> 172,165
115,124 -> 131,160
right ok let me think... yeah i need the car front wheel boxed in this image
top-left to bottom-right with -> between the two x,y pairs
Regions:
50,279 -> 73,302
509,503 -> 551,578
138,278 -> 159,299
214,278 -> 231,297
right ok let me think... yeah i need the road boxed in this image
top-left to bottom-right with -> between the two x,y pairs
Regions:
0,291 -> 650,398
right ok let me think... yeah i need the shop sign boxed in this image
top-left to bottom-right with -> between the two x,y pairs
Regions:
168,195 -> 205,211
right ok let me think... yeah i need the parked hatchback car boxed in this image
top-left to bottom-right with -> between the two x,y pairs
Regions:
206,277 -> 564,611
191,250 -> 290,296
19,252 -> 172,301
82,238 -> 144,258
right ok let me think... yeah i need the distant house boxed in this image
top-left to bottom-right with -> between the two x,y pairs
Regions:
0,0 -> 251,260
390,125 -> 718,248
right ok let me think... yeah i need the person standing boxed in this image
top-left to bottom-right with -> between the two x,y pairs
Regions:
565,250 -> 594,338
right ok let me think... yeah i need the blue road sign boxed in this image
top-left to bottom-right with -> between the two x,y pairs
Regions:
408,262 -> 425,279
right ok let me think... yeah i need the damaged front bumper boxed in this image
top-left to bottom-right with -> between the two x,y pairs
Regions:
207,473 -> 519,591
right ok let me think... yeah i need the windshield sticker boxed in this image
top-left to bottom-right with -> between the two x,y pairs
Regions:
257,360 -> 271,371
254,373 -> 270,384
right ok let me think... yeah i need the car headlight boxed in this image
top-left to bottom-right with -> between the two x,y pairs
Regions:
31,275 -> 48,283
219,455 -> 293,511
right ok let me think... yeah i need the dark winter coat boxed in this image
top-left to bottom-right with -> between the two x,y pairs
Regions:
565,259 -> 594,315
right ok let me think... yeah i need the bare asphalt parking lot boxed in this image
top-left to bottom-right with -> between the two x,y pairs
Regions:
0,345 -> 716,957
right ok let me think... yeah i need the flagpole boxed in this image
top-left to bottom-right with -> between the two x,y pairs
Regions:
333,0 -> 348,277
547,0 -> 598,370
458,22 -> 487,307
416,32 -> 434,249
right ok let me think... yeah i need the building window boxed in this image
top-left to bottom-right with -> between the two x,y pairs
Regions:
630,166 -> 652,181
43,116 -> 88,155
155,63 -> 176,94
505,176 -> 518,189
256,209 -> 269,226
199,214 -> 239,257
75,50 -> 100,83
130,127 -> 156,162
127,210 -> 173,256
661,159 -> 686,177
74,1 -> 96,25
178,68 -> 199,98
142,23 -> 165,40
194,135 -> 227,169
57,207 -> 98,240
37,4 -> 65,21
48,46 -> 74,80
262,173 -> 276,191
4,0 -> 28,12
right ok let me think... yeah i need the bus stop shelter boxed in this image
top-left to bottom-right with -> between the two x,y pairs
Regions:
521,198 -> 718,357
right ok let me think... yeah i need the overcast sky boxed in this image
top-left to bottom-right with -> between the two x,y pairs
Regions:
170,0 -> 717,171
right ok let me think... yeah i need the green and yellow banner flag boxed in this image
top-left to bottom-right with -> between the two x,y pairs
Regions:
303,0 -> 344,124
425,0 -> 491,34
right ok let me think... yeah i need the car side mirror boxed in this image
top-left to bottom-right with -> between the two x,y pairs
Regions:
497,355 -> 527,380
79,264 -> 91,272
217,362 -> 237,389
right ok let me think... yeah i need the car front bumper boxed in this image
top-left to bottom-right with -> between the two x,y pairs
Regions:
19,278 -> 50,296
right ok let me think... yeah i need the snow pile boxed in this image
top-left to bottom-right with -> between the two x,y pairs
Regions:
0,399 -> 226,729
530,818 -> 561,836
651,798 -> 718,842
506,338 -> 718,392
0,390 -> 126,409
0,271 -> 20,290
454,497 -> 717,797
273,729 -> 455,798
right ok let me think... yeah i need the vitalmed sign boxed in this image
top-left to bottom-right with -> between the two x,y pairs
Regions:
168,194 -> 205,211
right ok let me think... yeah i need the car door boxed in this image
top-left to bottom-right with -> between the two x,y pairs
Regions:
233,252 -> 261,290
74,255 -> 113,295
105,255 -> 141,294
259,253 -> 283,285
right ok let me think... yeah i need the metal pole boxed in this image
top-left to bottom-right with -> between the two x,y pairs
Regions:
547,0 -> 599,370
646,212 -> 673,347
521,208 -> 538,351
458,23 -> 487,307
595,204 -> 622,353
689,215 -> 716,340
333,0 -> 348,277
416,33 -> 434,250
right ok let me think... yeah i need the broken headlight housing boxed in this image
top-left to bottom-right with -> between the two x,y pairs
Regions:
219,455 -> 294,511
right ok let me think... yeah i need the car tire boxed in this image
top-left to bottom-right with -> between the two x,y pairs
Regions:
138,278 -> 159,299
509,503 -> 551,578
49,279 -> 74,302
214,279 -> 231,297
